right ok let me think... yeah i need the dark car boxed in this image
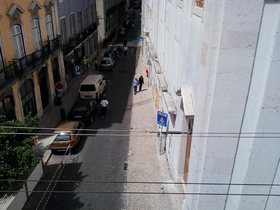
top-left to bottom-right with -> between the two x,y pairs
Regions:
68,99 -> 97,124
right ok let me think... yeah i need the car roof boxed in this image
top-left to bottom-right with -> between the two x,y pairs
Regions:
73,99 -> 96,107
54,121 -> 78,133
81,74 -> 103,85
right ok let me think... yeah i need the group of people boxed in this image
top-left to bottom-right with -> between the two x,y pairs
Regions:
133,75 -> 144,95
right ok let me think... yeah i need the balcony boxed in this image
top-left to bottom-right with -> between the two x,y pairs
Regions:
62,23 -> 97,55
0,36 -> 61,91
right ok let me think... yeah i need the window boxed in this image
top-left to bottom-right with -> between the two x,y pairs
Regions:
60,18 -> 67,44
192,0 -> 204,17
0,96 -> 15,120
89,6 -> 93,26
32,19 -> 42,50
84,8 -> 89,28
92,5 -> 97,23
11,25 -> 25,59
194,0 -> 204,8
70,14 -> 76,37
20,79 -> 37,116
46,14 -> 54,40
78,11 -> 83,33
0,46 -> 4,71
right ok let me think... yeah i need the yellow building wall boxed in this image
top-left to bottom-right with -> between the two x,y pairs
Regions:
0,0 -> 60,121
0,0 -> 56,61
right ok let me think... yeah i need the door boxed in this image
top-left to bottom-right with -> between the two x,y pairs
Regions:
39,68 -> 49,109
183,117 -> 194,181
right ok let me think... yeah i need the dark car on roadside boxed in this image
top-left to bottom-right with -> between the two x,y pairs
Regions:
68,99 -> 97,124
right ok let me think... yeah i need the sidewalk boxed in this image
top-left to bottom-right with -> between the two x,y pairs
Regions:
127,48 -> 184,210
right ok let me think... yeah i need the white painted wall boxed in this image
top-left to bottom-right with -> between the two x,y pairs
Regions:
143,0 -> 280,209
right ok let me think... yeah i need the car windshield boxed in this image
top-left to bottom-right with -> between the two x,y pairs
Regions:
55,134 -> 71,141
73,105 -> 88,112
80,84 -> 96,91
101,60 -> 110,64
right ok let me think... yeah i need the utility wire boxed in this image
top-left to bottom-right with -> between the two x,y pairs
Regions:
1,131 -> 280,138
1,179 -> 280,187
1,190 -> 280,197
1,125 -> 280,135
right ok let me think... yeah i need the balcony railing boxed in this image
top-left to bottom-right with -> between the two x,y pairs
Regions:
62,23 -> 97,55
0,36 -> 61,88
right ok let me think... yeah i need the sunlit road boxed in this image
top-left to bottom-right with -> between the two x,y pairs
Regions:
23,9 -> 141,210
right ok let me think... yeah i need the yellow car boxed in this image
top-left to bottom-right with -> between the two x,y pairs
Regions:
50,121 -> 85,154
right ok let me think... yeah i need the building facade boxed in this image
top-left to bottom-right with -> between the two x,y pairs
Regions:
56,0 -> 98,73
142,0 -> 280,209
0,0 -> 65,121
96,0 -> 126,45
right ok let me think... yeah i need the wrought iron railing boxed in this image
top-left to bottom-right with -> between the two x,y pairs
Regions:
62,23 -> 97,55
0,36 -> 61,86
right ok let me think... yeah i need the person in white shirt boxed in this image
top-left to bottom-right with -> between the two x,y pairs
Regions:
132,78 -> 139,95
124,45 -> 128,56
100,98 -> 109,118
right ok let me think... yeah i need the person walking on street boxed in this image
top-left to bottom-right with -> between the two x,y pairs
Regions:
82,56 -> 89,71
100,97 -> 109,118
138,75 -> 144,91
133,78 -> 139,95
124,45 -> 128,56
94,58 -> 99,71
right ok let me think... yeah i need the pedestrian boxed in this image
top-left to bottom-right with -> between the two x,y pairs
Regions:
94,58 -> 99,71
82,56 -> 89,71
138,75 -> 144,91
100,97 -> 109,118
132,78 -> 139,95
131,23 -> 135,30
124,45 -> 128,56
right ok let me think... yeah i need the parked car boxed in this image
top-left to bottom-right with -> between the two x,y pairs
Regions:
79,74 -> 106,100
68,99 -> 98,124
99,57 -> 115,71
50,121 -> 85,154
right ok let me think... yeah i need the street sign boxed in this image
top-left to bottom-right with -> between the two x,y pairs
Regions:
55,82 -> 64,91
75,65 -> 81,75
157,111 -> 168,127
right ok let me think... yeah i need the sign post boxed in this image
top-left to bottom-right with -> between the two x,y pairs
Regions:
157,111 -> 168,155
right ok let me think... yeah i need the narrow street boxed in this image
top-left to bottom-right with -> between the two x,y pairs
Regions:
23,10 -> 141,210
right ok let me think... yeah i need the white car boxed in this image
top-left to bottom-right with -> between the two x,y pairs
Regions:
99,57 -> 115,71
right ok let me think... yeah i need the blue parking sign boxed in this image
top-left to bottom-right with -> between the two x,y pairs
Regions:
75,65 -> 81,75
157,111 -> 168,127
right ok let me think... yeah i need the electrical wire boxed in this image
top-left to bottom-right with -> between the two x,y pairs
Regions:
1,125 -> 280,135
0,189 -> 280,197
1,179 -> 280,187
1,131 -> 280,138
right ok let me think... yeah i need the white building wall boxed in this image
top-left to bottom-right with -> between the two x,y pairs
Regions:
96,0 -> 105,42
228,3 -> 280,210
143,0 -> 280,209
